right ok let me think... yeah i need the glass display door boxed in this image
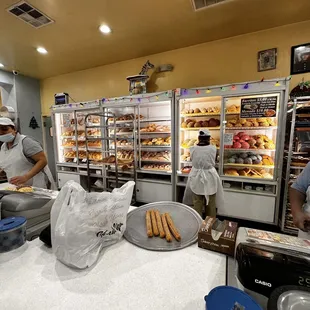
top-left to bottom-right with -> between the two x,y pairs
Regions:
54,111 -> 76,164
222,93 -> 280,181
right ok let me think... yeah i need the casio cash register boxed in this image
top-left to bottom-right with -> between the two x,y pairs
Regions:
235,228 -> 310,309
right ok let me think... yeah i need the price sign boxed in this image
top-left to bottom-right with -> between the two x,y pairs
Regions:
82,159 -> 87,163
73,158 -> 77,163
240,96 -> 277,119
62,114 -> 71,127
224,133 -> 233,146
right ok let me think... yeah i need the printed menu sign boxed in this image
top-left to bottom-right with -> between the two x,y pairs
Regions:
240,96 -> 277,119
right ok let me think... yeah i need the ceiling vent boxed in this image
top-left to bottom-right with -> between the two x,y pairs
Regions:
7,1 -> 54,29
192,0 -> 228,11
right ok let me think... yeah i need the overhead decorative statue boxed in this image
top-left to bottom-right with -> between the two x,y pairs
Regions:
126,60 -> 155,95
139,60 -> 155,75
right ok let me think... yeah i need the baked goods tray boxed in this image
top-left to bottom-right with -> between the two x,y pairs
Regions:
124,202 -> 202,251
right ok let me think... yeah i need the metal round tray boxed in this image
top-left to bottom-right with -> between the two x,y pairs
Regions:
124,201 -> 202,251
268,285 -> 310,310
278,290 -> 310,310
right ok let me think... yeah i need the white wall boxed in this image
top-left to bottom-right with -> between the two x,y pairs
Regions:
0,69 -> 43,143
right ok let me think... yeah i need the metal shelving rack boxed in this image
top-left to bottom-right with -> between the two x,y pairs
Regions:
84,111 -> 119,192
101,102 -> 138,203
100,92 -> 175,203
280,96 -> 310,235
135,91 -> 175,203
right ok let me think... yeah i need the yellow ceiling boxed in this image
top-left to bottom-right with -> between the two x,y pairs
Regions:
0,0 -> 310,79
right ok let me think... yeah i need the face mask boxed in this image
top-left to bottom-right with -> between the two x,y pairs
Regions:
0,133 -> 15,143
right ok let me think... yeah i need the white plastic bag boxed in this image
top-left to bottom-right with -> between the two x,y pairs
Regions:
51,180 -> 135,269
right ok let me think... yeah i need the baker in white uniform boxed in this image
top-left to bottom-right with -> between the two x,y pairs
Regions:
290,162 -> 310,238
183,130 -> 224,217
0,117 -> 55,189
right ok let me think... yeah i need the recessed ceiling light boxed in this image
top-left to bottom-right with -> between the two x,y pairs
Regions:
37,47 -> 48,54
99,25 -> 111,34
0,63 -> 4,68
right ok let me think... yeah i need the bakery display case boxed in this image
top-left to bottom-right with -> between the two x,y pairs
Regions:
135,92 -> 175,203
54,110 -> 76,165
280,96 -> 310,235
222,94 -> 279,181
175,93 -> 222,203
175,79 -> 290,224
52,100 -> 102,188
221,91 -> 287,224
98,92 -> 175,203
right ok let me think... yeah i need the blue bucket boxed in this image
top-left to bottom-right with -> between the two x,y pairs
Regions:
205,286 -> 262,310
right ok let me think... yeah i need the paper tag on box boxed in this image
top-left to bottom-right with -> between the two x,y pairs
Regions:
198,217 -> 238,256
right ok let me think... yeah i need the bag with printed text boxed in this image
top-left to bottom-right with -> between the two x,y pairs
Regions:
51,180 -> 135,269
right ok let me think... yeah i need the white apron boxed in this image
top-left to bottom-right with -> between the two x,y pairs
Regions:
183,145 -> 224,208
0,134 -> 56,189
298,186 -> 310,239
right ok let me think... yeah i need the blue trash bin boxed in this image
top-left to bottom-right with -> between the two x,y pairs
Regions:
0,216 -> 27,252
205,286 -> 262,310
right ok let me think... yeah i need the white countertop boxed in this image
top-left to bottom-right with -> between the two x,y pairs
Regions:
0,228 -> 226,310
0,239 -> 226,310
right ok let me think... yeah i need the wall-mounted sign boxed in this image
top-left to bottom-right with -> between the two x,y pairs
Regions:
240,96 -> 277,119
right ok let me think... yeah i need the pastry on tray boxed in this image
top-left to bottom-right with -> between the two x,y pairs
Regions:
109,114 -> 144,122
181,118 -> 220,128
64,151 -> 76,158
141,136 -> 171,146
181,152 -> 191,162
62,139 -> 75,147
226,153 -> 274,166
181,106 -> 220,114
89,152 -> 102,161
62,131 -> 74,137
113,139 -> 133,147
291,156 -> 309,167
142,164 -> 171,171
141,124 -> 170,133
224,168 -> 273,179
226,132 -> 275,150
146,209 -> 181,243
226,116 -> 276,128
226,105 -> 240,113
88,140 -> 101,148
141,151 -> 171,161
181,166 -> 192,174
181,137 -> 219,149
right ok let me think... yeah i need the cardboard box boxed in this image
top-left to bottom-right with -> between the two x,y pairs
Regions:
198,217 -> 238,257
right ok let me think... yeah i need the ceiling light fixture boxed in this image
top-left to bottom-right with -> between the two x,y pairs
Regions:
99,25 -> 111,34
37,47 -> 48,54
0,63 -> 4,68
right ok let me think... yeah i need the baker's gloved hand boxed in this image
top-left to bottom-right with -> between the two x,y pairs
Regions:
10,175 -> 29,186
293,211 -> 310,232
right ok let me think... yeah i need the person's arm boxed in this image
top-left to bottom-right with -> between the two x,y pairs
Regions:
290,162 -> 310,231
290,187 -> 310,231
10,151 -> 47,186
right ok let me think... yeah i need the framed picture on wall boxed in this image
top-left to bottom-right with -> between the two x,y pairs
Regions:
257,48 -> 277,72
291,43 -> 310,75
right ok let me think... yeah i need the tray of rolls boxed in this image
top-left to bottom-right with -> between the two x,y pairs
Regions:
124,202 -> 202,251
